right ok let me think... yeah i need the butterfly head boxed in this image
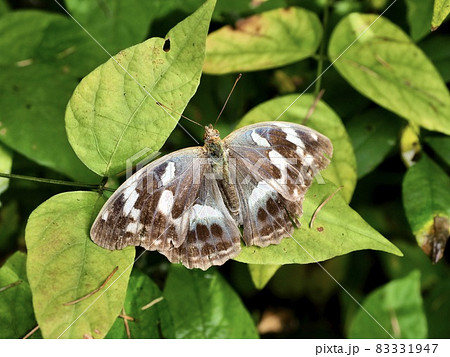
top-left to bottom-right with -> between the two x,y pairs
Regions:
203,124 -> 221,143
203,124 -> 224,158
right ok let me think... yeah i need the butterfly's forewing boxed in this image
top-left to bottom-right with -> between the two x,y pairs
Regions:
224,121 -> 333,246
91,147 -> 241,270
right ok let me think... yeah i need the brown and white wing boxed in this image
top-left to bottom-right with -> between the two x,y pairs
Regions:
224,121 -> 333,246
164,165 -> 241,270
90,148 -> 240,270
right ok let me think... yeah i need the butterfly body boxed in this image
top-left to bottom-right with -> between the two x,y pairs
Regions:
91,121 -> 333,270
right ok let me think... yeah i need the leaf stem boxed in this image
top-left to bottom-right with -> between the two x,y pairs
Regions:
314,0 -> 333,95
0,172 -> 114,192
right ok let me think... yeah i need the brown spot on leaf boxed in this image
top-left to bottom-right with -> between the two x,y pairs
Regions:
316,226 -> 324,232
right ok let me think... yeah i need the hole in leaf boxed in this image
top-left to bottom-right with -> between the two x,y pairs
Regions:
163,39 -> 171,52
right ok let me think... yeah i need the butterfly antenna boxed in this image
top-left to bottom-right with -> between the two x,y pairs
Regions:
215,73 -> 242,125
155,101 -> 202,127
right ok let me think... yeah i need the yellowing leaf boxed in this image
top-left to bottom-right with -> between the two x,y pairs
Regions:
432,0 -> 450,29
66,0 -> 216,176
25,192 -> 135,339
204,7 -> 322,74
236,181 -> 402,265
329,13 -> 450,135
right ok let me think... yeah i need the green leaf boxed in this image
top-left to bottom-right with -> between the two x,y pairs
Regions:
0,65 -> 98,182
64,0 -> 157,53
204,7 -> 322,74
25,191 -> 135,339
425,136 -> 450,166
66,0 -> 216,176
432,0 -> 450,29
163,265 -> 259,338
0,143 -> 12,201
0,11 -> 102,182
405,0 -> 434,41
403,155 -> 450,234
348,271 -> 427,338
106,269 -> 174,339
236,94 -> 357,202
248,264 -> 281,290
328,13 -> 450,135
0,252 -> 37,338
420,35 -> 450,83
236,181 -> 402,265
347,109 -> 403,178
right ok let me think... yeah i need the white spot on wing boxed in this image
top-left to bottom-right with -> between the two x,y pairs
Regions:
130,207 -> 140,220
101,210 -> 109,221
123,189 -> 139,215
161,161 -> 175,186
126,221 -> 143,233
283,128 -> 305,149
311,132 -> 318,141
304,154 -> 314,166
191,204 -> 223,220
248,181 -> 274,208
157,190 -> 174,215
251,131 -> 270,147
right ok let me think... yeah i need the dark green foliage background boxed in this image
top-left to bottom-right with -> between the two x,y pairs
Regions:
0,0 -> 449,339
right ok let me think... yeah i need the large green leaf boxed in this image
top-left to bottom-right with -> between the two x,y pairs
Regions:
66,0 -> 216,176
25,191 -> 135,339
235,181 -> 402,265
204,7 -> 322,74
329,13 -> 450,135
348,271 -> 427,338
163,265 -> 258,338
236,94 -> 357,202
0,252 -> 37,338
106,269 -> 174,339
0,11 -> 102,182
347,109 -> 403,178
432,0 -> 450,29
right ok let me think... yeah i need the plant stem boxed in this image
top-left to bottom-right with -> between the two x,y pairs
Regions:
314,0 -> 333,95
0,172 -> 114,192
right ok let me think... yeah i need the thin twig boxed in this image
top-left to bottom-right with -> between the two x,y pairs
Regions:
0,172 -> 115,192
141,296 -> 164,310
23,325 -> 40,339
302,89 -> 325,125
119,314 -> 135,321
122,307 -> 131,339
63,266 -> 119,306
310,186 -> 343,229
0,280 -> 22,293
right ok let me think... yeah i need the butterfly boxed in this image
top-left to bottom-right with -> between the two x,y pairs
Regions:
91,121 -> 333,270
